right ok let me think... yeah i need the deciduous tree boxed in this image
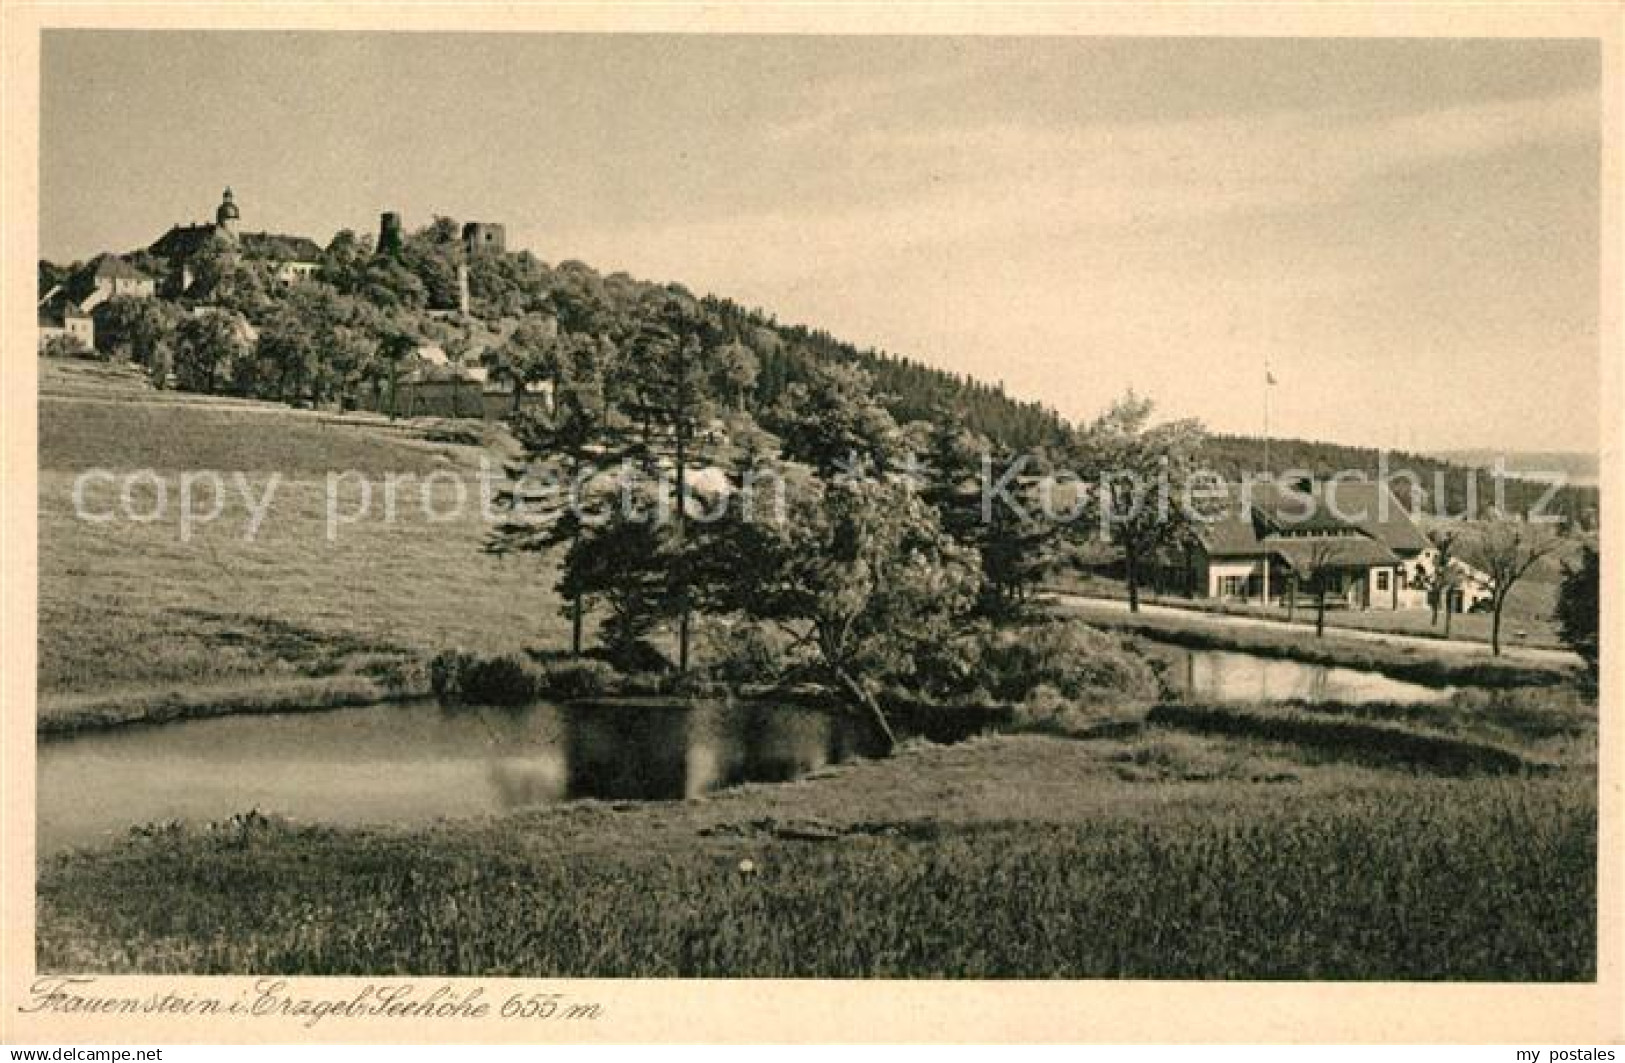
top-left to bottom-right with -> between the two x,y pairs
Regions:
714,471 -> 980,753
1074,392 -> 1207,613
1295,539 -> 1349,638
1413,528 -> 1462,636
762,360 -> 901,478
172,312 -> 246,394
1461,521 -> 1566,655
714,340 -> 759,411
93,295 -> 178,366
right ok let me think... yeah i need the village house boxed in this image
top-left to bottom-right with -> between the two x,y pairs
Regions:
66,255 -> 158,311
1157,479 -> 1472,612
385,366 -> 551,421
36,304 -> 95,351
356,313 -> 554,421
1415,552 -> 1495,614
37,254 -> 161,350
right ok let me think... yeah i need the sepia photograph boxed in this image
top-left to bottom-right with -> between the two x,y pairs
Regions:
4,7 -> 1620,1045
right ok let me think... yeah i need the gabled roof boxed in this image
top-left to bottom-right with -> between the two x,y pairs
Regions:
240,232 -> 323,263
1265,535 -> 1399,575
90,255 -> 152,281
149,223 -> 223,262
1193,480 -> 1428,562
150,225 -> 323,265
1320,480 -> 1431,553
60,256 -> 153,306
1192,497 -> 1268,557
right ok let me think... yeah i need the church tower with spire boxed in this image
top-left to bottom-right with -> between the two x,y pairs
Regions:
215,187 -> 241,242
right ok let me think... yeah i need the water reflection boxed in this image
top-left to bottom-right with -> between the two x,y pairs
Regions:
37,699 -> 867,856
1165,648 -> 1455,704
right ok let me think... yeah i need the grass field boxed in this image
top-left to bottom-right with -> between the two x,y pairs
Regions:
38,722 -> 1596,979
38,472 -> 567,695
38,378 -> 575,723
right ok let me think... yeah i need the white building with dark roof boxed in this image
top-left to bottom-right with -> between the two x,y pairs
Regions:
1172,480 -> 1436,610
37,303 -> 95,351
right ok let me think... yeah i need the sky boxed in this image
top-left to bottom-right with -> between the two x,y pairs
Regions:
40,32 -> 1602,453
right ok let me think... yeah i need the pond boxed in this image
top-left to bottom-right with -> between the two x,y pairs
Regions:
1161,647 -> 1456,705
37,649 -> 1456,856
37,699 -> 870,857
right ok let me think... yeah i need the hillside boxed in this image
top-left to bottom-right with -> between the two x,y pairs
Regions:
1435,449 -> 1600,487
1202,433 -> 1598,526
49,216 -> 1590,503
43,222 -> 1067,453
702,296 -> 1065,450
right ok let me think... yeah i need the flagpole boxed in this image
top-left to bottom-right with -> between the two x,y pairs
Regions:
1263,360 -> 1272,481
1262,359 -> 1274,609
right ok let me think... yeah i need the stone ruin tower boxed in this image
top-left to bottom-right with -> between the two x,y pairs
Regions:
461,222 -> 506,255
378,211 -> 404,255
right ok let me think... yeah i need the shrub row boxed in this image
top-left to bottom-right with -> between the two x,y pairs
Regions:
431,617 -> 1163,724
916,618 -> 1163,705
428,649 -> 750,705
428,651 -> 620,705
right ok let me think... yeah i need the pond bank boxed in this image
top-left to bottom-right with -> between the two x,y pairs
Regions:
1051,595 -> 1580,690
38,657 -> 1015,739
37,673 -> 430,737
